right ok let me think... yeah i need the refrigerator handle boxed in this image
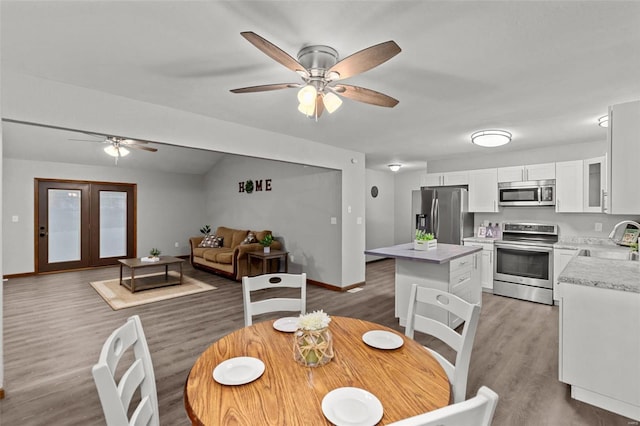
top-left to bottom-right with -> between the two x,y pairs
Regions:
429,194 -> 436,233
434,198 -> 439,238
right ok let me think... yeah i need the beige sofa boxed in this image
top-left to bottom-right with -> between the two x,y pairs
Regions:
189,226 -> 282,281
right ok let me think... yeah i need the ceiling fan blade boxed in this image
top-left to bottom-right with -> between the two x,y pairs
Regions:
120,138 -> 149,145
68,138 -> 105,142
315,95 -> 325,118
231,83 -> 300,94
127,145 -> 158,153
240,32 -> 309,77
333,84 -> 399,108
327,41 -> 401,81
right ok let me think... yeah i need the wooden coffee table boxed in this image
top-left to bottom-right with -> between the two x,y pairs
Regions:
118,256 -> 184,293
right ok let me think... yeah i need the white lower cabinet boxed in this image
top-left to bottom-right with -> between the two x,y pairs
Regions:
464,240 -> 494,290
559,283 -> 640,420
552,247 -> 578,302
395,253 -> 481,328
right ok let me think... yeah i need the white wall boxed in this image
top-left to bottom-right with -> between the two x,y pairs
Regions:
2,158 -> 206,275
365,169 -> 395,261
393,170 -> 423,244
203,155 -> 342,285
1,72 -> 366,287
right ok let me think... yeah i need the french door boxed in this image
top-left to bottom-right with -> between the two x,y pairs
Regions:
36,179 -> 136,273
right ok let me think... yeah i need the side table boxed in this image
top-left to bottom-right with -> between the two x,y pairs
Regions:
247,250 -> 289,276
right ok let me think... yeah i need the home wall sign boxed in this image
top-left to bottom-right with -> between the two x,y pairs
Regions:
239,179 -> 272,194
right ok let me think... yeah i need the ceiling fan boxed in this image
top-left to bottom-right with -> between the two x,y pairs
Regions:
230,32 -> 401,119
69,133 -> 158,164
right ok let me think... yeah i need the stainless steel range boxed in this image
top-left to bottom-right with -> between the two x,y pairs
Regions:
493,222 -> 558,305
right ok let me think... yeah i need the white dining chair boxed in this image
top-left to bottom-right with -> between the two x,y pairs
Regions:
242,272 -> 307,326
388,385 -> 498,426
405,284 -> 481,404
92,315 -> 159,426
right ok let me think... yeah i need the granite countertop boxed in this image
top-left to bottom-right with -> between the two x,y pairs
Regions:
558,257 -> 640,293
364,242 -> 481,264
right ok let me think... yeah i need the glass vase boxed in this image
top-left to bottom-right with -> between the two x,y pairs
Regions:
293,327 -> 334,367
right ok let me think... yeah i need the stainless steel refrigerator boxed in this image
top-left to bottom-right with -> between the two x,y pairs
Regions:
411,187 -> 474,245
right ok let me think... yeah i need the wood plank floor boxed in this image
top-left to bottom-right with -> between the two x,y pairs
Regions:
0,259 -> 632,425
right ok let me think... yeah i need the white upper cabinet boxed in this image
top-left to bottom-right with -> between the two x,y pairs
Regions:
468,168 -> 499,212
556,160 -> 584,212
421,171 -> 469,187
497,163 -> 556,182
607,100 -> 640,214
583,156 -> 607,213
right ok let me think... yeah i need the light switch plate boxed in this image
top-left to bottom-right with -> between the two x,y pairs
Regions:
330,217 -> 337,225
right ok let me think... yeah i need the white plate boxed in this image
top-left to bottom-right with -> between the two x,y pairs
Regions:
273,317 -> 299,333
322,387 -> 384,426
212,357 -> 265,386
362,330 -> 404,350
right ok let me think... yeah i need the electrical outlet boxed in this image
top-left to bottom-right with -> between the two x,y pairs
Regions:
595,222 -> 603,232
174,242 -> 179,247
290,254 -> 295,263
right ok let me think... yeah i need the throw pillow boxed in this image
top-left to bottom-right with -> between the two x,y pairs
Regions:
213,236 -> 224,248
241,232 -> 257,245
198,234 -> 218,248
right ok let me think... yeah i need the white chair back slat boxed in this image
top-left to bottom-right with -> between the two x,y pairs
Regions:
92,315 -> 159,426
242,273 -> 307,326
387,386 -> 499,426
118,359 -> 146,412
405,284 -> 481,404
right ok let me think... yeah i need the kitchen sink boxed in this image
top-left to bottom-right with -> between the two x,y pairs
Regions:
577,248 -> 637,261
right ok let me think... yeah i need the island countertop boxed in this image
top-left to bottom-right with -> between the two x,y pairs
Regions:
365,242 -> 481,264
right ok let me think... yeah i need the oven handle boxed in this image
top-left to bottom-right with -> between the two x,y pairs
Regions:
494,243 -> 554,253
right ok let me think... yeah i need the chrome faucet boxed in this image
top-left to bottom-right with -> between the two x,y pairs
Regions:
608,220 -> 640,243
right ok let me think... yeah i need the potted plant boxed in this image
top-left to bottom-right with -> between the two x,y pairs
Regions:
414,230 -> 437,251
200,225 -> 211,235
149,248 -> 161,259
630,242 -> 639,261
259,233 -> 273,253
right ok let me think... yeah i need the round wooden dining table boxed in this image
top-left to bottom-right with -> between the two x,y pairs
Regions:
184,316 -> 450,425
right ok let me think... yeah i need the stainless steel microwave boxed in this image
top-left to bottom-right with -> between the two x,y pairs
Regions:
498,180 -> 555,207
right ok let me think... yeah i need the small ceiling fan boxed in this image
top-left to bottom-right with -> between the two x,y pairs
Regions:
230,32 -> 401,119
69,133 -> 158,164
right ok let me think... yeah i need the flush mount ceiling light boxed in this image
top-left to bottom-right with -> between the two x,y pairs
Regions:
388,164 -> 402,172
230,32 -> 401,120
470,130 -> 512,147
598,115 -> 609,128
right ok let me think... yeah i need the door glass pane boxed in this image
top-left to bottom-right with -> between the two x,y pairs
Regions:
48,189 -> 81,263
100,191 -> 127,258
588,163 -> 601,207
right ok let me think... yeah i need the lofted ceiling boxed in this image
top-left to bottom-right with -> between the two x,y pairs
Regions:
2,1 -> 639,173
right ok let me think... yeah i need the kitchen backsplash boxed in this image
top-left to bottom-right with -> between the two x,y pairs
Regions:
473,207 -> 640,239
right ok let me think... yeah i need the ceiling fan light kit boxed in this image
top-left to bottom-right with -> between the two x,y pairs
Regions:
104,144 -> 130,157
231,32 -> 401,120
470,130 -> 512,147
388,163 -> 402,172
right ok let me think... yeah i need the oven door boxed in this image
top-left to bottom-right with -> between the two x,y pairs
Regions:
494,242 -> 553,288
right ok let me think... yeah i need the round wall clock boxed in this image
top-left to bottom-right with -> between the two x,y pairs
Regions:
371,186 -> 379,198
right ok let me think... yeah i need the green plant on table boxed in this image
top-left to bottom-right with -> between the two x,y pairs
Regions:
149,248 -> 161,257
415,230 -> 435,241
630,242 -> 638,253
259,233 -> 273,247
200,225 -> 211,235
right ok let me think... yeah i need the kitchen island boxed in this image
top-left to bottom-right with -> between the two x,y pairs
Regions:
365,243 -> 482,327
558,255 -> 640,421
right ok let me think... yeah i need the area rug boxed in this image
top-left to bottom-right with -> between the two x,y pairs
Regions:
90,271 -> 216,310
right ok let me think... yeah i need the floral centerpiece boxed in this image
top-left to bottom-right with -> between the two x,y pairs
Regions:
293,310 -> 334,367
